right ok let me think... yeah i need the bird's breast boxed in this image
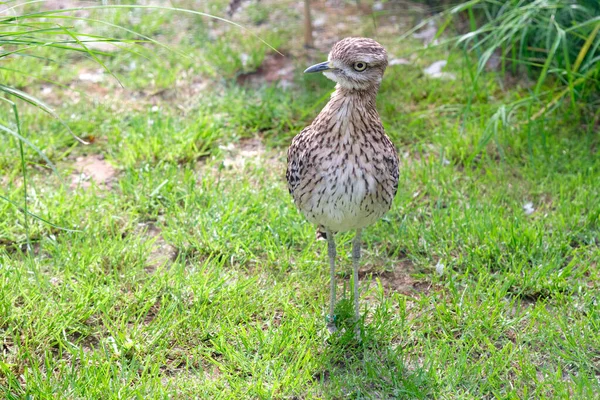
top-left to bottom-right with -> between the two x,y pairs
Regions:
297,143 -> 391,233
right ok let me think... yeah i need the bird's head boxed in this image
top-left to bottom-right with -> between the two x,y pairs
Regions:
305,37 -> 388,91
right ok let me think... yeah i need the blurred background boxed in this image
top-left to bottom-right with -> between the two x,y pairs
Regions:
1,0 -> 598,168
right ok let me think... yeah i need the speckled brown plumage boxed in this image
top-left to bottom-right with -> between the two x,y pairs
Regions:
286,37 -> 399,336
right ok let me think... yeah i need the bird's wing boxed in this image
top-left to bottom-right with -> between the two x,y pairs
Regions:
382,136 -> 400,199
286,126 -> 312,197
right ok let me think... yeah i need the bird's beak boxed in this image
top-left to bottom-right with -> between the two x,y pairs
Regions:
304,61 -> 334,74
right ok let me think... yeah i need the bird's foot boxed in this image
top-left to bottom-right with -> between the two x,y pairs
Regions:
326,315 -> 337,333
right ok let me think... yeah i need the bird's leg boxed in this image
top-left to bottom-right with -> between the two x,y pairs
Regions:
352,229 -> 362,338
326,229 -> 337,333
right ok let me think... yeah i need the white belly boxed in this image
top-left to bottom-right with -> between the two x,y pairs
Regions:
300,160 -> 390,232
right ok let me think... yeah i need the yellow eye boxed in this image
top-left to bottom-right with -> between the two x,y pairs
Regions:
353,62 -> 367,72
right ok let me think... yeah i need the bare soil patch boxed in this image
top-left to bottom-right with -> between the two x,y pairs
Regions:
140,223 -> 177,272
70,154 -> 117,190
361,259 -> 430,296
236,54 -> 295,88
220,136 -> 267,170
39,0 -> 93,17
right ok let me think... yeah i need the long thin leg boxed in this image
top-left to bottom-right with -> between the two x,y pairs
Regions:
326,229 -> 337,333
352,229 -> 362,337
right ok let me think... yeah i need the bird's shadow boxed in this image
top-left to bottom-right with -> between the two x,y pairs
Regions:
312,299 -> 434,399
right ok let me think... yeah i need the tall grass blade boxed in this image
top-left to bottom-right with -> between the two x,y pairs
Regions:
0,120 -> 60,178
0,194 -> 81,233
9,2 -> 283,56
0,98 -> 32,250
573,22 -> 600,73
58,25 -> 124,88
0,85 -> 88,145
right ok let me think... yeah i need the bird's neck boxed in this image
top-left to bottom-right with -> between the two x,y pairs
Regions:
330,84 -> 379,110
312,84 -> 381,136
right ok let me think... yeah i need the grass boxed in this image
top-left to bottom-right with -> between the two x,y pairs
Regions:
437,0 -> 600,123
1,0 -> 600,398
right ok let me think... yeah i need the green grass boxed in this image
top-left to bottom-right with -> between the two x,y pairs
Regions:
438,0 -> 600,122
1,0 -> 600,398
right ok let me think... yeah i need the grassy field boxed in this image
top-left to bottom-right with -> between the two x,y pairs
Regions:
1,0 -> 599,398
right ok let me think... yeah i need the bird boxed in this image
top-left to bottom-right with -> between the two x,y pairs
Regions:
286,37 -> 399,335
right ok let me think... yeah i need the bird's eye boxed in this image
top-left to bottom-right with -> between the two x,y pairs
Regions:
353,62 -> 367,72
